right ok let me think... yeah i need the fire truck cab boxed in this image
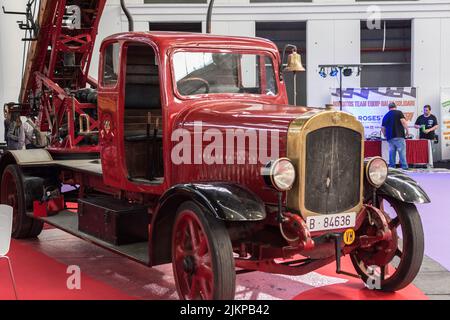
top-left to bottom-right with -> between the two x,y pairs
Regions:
96,32 -> 287,193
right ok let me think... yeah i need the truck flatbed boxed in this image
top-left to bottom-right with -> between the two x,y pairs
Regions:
8,149 -> 103,176
54,159 -> 102,176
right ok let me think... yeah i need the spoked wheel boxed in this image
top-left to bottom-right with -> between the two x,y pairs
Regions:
171,201 -> 235,300
0,165 -> 43,238
351,196 -> 424,291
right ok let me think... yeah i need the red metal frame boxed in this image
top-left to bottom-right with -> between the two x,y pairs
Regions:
20,0 -> 106,153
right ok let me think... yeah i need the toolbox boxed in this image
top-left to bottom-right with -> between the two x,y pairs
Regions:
78,196 -> 149,246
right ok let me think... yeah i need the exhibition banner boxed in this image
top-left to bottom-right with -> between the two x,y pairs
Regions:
440,88 -> 450,160
331,87 -> 418,139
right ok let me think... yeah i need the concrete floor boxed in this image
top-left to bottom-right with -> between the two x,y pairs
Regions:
414,255 -> 450,300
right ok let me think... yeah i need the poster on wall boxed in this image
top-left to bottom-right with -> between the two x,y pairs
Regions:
330,87 -> 418,139
440,88 -> 450,160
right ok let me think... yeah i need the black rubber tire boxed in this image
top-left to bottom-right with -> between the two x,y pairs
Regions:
1,164 -> 43,238
172,201 -> 236,300
351,197 -> 424,291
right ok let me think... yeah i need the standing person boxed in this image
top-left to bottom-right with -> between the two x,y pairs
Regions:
7,114 -> 25,150
23,116 -> 37,149
381,102 -> 409,170
3,103 -> 12,144
414,105 -> 439,140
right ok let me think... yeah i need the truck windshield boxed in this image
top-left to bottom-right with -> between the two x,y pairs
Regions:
173,51 -> 278,97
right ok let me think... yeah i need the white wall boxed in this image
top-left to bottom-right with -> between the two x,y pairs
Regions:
0,0 -> 29,142
412,17 -> 450,160
89,4 -> 123,79
307,19 -> 360,108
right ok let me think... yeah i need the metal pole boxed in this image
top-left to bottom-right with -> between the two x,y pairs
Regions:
206,0 -> 215,34
120,0 -> 134,32
1,256 -> 18,300
293,71 -> 297,106
339,66 -> 343,111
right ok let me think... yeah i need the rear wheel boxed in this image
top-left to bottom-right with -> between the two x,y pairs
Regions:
171,201 -> 235,300
351,197 -> 424,291
0,165 -> 43,238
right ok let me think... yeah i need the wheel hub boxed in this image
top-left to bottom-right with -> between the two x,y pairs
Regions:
183,255 -> 196,275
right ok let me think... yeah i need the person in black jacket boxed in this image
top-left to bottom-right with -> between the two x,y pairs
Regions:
414,105 -> 439,140
381,102 -> 409,169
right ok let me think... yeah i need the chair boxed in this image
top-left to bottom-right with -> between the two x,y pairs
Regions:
0,205 -> 18,300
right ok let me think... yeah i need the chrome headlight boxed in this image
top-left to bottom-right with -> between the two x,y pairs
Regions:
366,157 -> 388,187
263,158 -> 296,191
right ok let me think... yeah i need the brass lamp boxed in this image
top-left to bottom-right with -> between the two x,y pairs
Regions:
281,45 -> 305,105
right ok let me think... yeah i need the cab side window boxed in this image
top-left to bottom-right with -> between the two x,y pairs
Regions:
102,43 -> 120,87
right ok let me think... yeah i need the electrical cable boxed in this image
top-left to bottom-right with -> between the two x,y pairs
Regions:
279,222 -> 299,243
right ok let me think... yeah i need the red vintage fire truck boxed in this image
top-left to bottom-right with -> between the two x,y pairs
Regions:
0,0 -> 430,300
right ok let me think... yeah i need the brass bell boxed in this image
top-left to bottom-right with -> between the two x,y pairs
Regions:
284,49 -> 305,72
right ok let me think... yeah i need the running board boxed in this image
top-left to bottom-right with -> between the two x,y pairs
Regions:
36,210 -> 149,265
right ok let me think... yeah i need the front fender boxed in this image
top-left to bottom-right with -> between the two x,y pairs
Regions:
149,183 -> 266,266
158,183 -> 266,221
378,168 -> 431,204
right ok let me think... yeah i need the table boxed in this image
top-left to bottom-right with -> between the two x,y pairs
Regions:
364,139 -> 433,166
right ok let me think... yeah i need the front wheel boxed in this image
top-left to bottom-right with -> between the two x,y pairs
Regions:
351,197 -> 424,291
171,201 -> 236,300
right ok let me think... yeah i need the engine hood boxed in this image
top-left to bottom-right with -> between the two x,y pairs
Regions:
175,100 -> 324,133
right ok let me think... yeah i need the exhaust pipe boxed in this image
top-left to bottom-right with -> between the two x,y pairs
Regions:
120,0 -> 134,32
206,0 -> 214,34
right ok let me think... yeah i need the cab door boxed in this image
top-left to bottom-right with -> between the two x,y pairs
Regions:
97,40 -> 125,188
98,39 -> 165,190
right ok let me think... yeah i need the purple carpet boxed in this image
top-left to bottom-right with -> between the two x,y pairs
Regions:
409,172 -> 450,271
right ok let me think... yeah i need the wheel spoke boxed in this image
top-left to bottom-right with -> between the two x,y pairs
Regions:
197,263 -> 213,280
188,276 -> 199,300
181,273 -> 191,298
174,245 -> 185,264
199,277 -> 211,300
389,217 -> 400,229
187,219 -> 199,251
197,235 -> 208,257
395,248 -> 403,258
380,266 -> 386,281
179,223 -> 188,249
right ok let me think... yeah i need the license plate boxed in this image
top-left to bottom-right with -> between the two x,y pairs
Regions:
306,212 -> 356,232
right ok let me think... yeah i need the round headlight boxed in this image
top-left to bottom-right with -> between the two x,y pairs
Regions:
366,157 -> 388,187
267,158 -> 296,191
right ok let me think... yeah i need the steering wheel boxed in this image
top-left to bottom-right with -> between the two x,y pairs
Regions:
178,77 -> 210,95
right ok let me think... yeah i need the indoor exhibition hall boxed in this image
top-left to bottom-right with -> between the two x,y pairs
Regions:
0,0 -> 449,305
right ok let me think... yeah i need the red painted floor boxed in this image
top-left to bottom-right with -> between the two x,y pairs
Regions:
0,227 -> 427,300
